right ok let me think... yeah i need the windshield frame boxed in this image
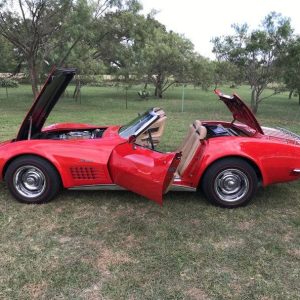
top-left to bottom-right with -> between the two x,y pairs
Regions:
119,109 -> 159,139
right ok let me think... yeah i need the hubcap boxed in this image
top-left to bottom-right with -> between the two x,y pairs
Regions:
214,168 -> 249,202
13,165 -> 46,198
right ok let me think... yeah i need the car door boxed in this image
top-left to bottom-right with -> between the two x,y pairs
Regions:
108,141 -> 181,205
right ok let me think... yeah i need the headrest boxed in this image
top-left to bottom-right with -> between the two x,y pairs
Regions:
197,126 -> 207,140
192,120 -> 202,130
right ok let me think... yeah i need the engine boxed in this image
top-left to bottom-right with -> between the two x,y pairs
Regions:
35,128 -> 105,140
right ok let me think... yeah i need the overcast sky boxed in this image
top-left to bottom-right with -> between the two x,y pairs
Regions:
141,0 -> 300,59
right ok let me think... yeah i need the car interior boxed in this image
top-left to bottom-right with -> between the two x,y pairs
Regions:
135,108 -> 167,148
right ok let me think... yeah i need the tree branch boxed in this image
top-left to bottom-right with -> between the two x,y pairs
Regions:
162,80 -> 177,92
258,90 -> 281,103
18,0 -> 30,34
59,35 -> 83,66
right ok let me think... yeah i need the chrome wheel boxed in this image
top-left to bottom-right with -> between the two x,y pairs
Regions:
13,165 -> 46,198
214,168 -> 249,202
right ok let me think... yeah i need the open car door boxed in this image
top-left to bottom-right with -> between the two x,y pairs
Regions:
108,141 -> 181,205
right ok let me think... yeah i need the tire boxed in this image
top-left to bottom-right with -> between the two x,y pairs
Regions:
201,158 -> 258,208
5,155 -> 61,204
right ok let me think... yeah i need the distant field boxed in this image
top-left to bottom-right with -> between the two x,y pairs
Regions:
0,84 -> 299,299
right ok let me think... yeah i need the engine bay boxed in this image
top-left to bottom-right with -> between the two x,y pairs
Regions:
205,124 -> 246,138
34,128 -> 106,140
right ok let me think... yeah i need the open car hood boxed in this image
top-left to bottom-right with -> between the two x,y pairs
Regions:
214,89 -> 264,134
16,68 -> 76,141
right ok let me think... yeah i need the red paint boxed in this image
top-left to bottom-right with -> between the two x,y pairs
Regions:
109,142 -> 181,204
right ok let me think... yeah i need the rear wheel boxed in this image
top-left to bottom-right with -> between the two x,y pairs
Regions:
5,155 -> 61,204
201,158 -> 258,208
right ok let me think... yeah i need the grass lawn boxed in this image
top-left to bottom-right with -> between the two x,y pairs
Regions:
0,84 -> 299,299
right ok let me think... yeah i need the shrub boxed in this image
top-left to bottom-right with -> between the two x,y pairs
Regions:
0,78 -> 18,88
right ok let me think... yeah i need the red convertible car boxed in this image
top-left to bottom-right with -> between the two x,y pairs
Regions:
0,68 -> 300,207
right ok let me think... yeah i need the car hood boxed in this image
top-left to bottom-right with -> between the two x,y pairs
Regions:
16,67 -> 76,141
214,89 -> 264,134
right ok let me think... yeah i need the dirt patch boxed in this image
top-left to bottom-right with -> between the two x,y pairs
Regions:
120,234 -> 141,250
190,219 -> 202,226
288,249 -> 300,258
212,238 -> 244,250
58,236 -> 73,243
282,232 -> 295,242
22,281 -> 48,299
42,219 -> 59,233
0,252 -> 15,266
81,283 -> 104,300
96,247 -> 137,276
185,287 -> 210,300
54,207 -> 64,213
238,220 -> 255,230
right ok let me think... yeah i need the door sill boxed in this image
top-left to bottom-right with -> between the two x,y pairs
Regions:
68,183 -> 196,192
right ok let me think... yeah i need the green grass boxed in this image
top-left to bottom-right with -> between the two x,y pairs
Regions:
0,84 -> 300,299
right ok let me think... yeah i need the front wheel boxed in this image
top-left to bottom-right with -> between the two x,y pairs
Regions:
201,158 -> 258,208
5,155 -> 61,204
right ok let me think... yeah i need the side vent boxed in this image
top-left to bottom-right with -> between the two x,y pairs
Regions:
70,167 -> 102,180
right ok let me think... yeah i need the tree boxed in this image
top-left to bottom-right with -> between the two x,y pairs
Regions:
212,12 -> 293,113
188,55 -> 215,90
0,0 -> 131,97
88,11 -> 195,98
279,37 -> 300,105
89,8 -> 143,80
0,0 -> 73,96
212,60 -> 242,88
138,24 -> 194,98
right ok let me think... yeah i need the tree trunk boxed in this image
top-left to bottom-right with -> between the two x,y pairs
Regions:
298,89 -> 300,105
73,80 -> 81,103
28,58 -> 39,98
289,89 -> 293,99
250,88 -> 258,114
154,73 -> 163,98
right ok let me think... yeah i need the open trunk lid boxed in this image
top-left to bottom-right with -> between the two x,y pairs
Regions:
214,89 -> 264,135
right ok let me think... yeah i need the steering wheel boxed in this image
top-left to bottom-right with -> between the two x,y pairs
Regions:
147,129 -> 155,150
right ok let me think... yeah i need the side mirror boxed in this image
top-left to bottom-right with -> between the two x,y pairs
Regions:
128,135 -> 136,144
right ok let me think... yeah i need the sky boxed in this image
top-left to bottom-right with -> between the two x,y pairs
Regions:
141,0 -> 300,59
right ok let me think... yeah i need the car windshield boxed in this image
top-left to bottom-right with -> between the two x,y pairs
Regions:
119,110 -> 158,138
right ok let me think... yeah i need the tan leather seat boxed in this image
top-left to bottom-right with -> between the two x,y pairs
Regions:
176,121 -> 207,176
166,120 -> 207,193
176,120 -> 202,152
136,109 -> 167,147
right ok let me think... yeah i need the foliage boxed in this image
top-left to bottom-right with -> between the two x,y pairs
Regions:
213,60 -> 242,88
279,37 -> 300,104
0,36 -> 18,72
87,10 -> 196,98
138,89 -> 149,99
0,78 -> 18,88
188,55 -> 215,90
140,27 -> 194,98
0,77 -> 18,98
212,12 -> 293,113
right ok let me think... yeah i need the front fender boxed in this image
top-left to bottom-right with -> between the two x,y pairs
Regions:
0,139 -> 118,187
